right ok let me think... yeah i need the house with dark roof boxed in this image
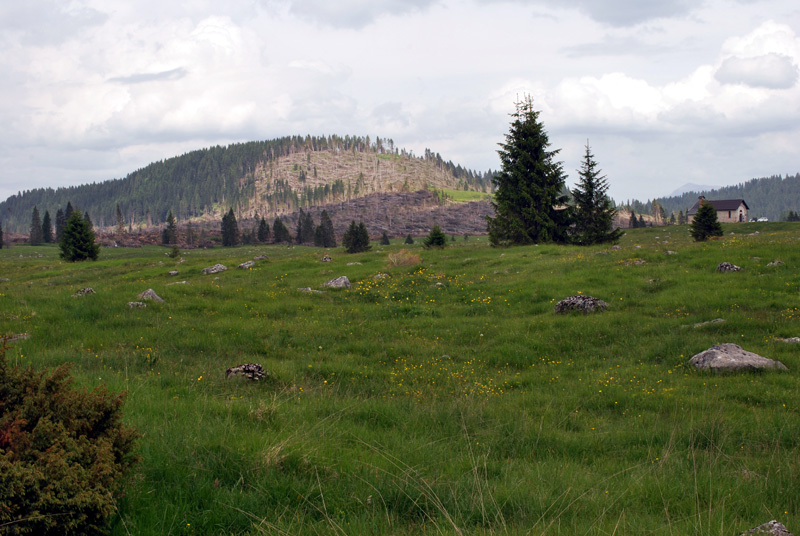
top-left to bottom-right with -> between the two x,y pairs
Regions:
687,196 -> 749,223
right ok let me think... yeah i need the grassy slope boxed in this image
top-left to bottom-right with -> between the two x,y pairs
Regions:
1,223 -> 799,535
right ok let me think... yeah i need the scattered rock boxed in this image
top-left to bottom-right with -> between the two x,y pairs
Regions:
634,245 -> 642,249
622,259 -> 646,266
0,277 -> 9,282
611,245 -> 622,251
346,262 -> 362,266
72,287 -> 95,297
167,281 -> 188,286
168,270 -> 179,276
740,520 -> 794,536
238,260 -> 255,269
767,259 -> 784,267
321,255 -> 332,262
254,255 -> 268,261
781,337 -> 800,343
665,251 -> 677,255
373,273 -> 389,280
554,295 -> 609,314
202,264 -> 227,275
5,333 -> 30,342
749,231 -> 760,236
717,262 -> 742,272
689,343 -> 787,371
693,318 -> 726,328
127,301 -> 146,308
226,363 -> 268,381
297,287 -> 326,294
138,289 -> 164,302
595,250 -> 609,255
323,276 -> 351,289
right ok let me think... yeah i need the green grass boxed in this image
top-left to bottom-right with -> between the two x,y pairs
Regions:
441,188 -> 492,202
1,222 -> 799,535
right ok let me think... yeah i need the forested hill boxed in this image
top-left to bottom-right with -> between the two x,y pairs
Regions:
657,174 -> 800,221
0,135 -> 494,233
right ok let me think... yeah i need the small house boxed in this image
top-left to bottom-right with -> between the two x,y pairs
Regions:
687,196 -> 749,223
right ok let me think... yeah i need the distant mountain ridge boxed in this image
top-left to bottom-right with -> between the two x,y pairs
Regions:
0,135 -> 494,234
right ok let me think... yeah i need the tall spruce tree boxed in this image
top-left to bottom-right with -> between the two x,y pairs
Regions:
570,142 -> 622,245
59,211 -> 100,261
55,208 -> 66,242
162,210 -> 177,245
487,95 -> 569,246
221,209 -> 240,246
42,210 -> 54,243
690,200 -> 723,241
316,210 -> 336,247
115,204 -> 125,237
29,206 -> 43,245
0,222 -> 4,249
295,210 -> 315,244
257,217 -> 270,243
272,217 -> 291,244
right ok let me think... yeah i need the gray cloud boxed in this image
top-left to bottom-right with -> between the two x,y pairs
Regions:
715,53 -> 799,89
478,0 -> 696,26
109,68 -> 188,85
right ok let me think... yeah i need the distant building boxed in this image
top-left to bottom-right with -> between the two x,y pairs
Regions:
687,196 -> 749,223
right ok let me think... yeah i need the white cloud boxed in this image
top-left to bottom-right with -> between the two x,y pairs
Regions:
716,54 -> 798,88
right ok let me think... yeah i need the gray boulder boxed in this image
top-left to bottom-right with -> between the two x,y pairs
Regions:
740,520 -> 794,536
767,259 -> 784,267
554,295 -> 608,314
321,255 -> 332,262
127,301 -> 146,308
238,260 -> 256,269
226,363 -> 268,381
202,264 -> 227,274
254,255 -> 268,261
689,343 -> 787,371
297,287 -> 325,294
323,276 -> 351,289
72,287 -> 95,297
717,262 -> 742,272
138,289 -> 164,302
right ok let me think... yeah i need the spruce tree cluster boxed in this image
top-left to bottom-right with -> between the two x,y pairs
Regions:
487,95 -> 569,246
342,221 -> 371,253
221,209 -> 240,246
313,210 -> 336,247
422,225 -> 447,248
690,201 -> 723,241
59,211 -> 100,261
272,217 -> 291,243
570,142 -> 622,245
785,210 -> 800,222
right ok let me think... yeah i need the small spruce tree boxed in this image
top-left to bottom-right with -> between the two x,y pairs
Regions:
221,209 -> 240,246
272,217 -> 291,244
690,200 -> 723,241
404,234 -> 414,245
59,211 -> 100,261
569,142 -> 622,245
257,217 -> 270,243
162,210 -> 177,245
380,231 -> 391,245
423,225 -> 448,249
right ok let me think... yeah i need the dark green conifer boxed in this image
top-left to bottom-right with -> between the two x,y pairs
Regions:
42,210 -> 54,243
342,220 -> 371,253
487,95 -> 569,246
570,142 -> 622,245
422,225 -> 447,249
59,211 -> 100,261
29,206 -> 43,245
221,209 -> 240,246
690,200 -> 723,241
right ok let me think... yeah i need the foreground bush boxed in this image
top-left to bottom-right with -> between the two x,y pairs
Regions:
0,338 -> 138,535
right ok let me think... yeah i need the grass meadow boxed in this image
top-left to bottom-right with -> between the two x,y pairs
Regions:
1,222 -> 799,535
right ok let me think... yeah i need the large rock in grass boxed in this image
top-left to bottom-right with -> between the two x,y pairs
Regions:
226,363 -> 268,381
238,260 -> 256,269
202,264 -> 227,275
689,343 -> 787,371
717,262 -> 742,272
740,520 -> 794,536
554,295 -> 608,314
323,276 -> 351,289
138,289 -> 164,302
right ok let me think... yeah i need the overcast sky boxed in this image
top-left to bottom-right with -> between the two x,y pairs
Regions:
1,0 -> 799,204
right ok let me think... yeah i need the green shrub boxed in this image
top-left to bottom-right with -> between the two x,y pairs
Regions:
0,338 -> 139,535
422,225 -> 447,248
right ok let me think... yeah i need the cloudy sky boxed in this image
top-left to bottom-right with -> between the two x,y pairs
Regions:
1,0 -> 799,204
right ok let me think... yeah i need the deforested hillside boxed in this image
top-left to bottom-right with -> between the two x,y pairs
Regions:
0,135 -> 494,233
